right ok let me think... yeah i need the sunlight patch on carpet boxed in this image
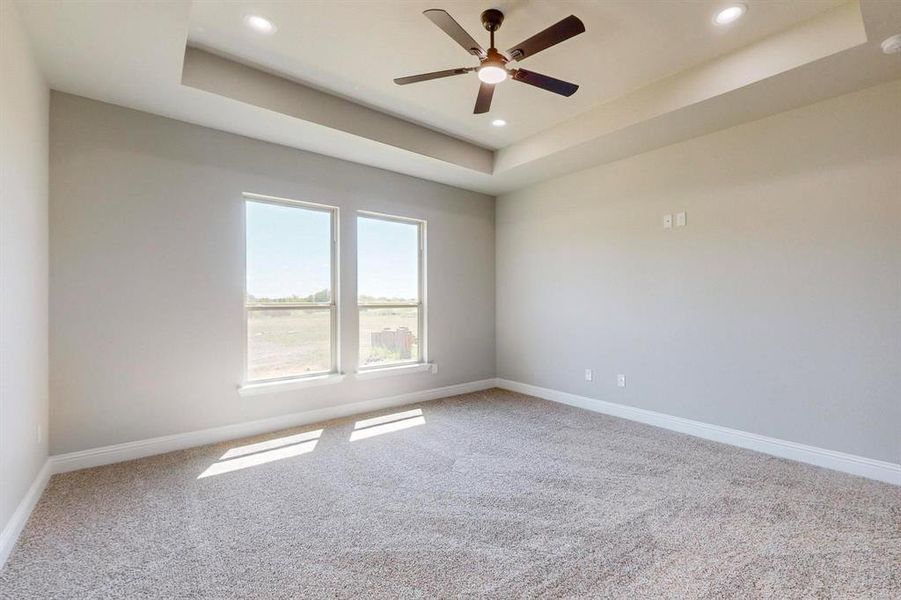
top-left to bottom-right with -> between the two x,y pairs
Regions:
350,409 -> 425,441
198,432 -> 322,478
220,429 -> 324,460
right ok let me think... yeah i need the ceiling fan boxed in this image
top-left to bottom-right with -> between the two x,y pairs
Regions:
394,8 -> 585,114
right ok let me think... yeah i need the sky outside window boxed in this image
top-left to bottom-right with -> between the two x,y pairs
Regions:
246,201 -> 331,302
358,216 -> 419,303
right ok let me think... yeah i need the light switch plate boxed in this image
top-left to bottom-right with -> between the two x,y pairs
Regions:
585,368 -> 593,382
676,212 -> 687,227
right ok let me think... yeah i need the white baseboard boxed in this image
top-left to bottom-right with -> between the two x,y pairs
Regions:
49,378 -> 497,474
0,459 -> 51,569
9,377 -> 894,569
496,379 -> 900,486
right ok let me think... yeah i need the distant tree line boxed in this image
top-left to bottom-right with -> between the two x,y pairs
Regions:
248,289 -> 330,304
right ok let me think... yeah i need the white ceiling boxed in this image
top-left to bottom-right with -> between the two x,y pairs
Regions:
13,1 -> 901,194
188,0 -> 845,149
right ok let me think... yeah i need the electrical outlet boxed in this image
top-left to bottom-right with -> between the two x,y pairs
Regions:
663,214 -> 673,229
676,212 -> 687,227
431,363 -> 439,374
585,369 -> 593,382
617,374 -> 626,388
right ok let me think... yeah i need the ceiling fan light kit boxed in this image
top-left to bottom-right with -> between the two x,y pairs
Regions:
394,7 -> 585,114
478,49 -> 508,84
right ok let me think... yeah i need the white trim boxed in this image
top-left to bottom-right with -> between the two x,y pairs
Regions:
49,378 -> 496,474
356,211 -> 427,365
496,379 -> 900,486
243,193 -> 341,382
420,218 -> 428,364
238,373 -> 346,397
0,460 -> 51,569
356,209 -> 425,225
243,192 -> 337,213
355,362 -> 436,380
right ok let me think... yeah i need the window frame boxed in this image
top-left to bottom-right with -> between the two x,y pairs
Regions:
243,192 -> 340,385
356,210 -> 427,371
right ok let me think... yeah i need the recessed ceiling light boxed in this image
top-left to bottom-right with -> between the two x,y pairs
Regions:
881,34 -> 901,55
714,5 -> 746,26
491,119 -> 507,127
244,14 -> 277,34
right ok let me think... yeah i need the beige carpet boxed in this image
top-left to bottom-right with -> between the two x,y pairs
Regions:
1,389 -> 898,599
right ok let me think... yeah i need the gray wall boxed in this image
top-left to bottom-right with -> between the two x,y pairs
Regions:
50,93 -> 495,455
497,79 -> 901,464
1,1 -> 49,537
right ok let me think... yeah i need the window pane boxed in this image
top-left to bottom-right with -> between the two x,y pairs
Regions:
357,217 -> 419,303
247,309 -> 331,380
246,201 -> 332,304
359,307 -> 419,367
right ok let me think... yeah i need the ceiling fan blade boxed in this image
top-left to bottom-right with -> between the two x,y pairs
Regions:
507,15 -> 585,61
511,69 -> 579,96
473,81 -> 495,114
394,67 -> 474,85
424,9 -> 486,58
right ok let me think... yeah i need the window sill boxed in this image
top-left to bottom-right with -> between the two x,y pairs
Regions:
355,363 -> 437,380
238,373 -> 346,397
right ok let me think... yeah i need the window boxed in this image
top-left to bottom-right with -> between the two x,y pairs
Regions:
357,212 -> 425,369
244,195 -> 337,383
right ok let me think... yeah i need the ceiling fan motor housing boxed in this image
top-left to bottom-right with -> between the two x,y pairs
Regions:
484,48 -> 506,64
481,9 -> 504,32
